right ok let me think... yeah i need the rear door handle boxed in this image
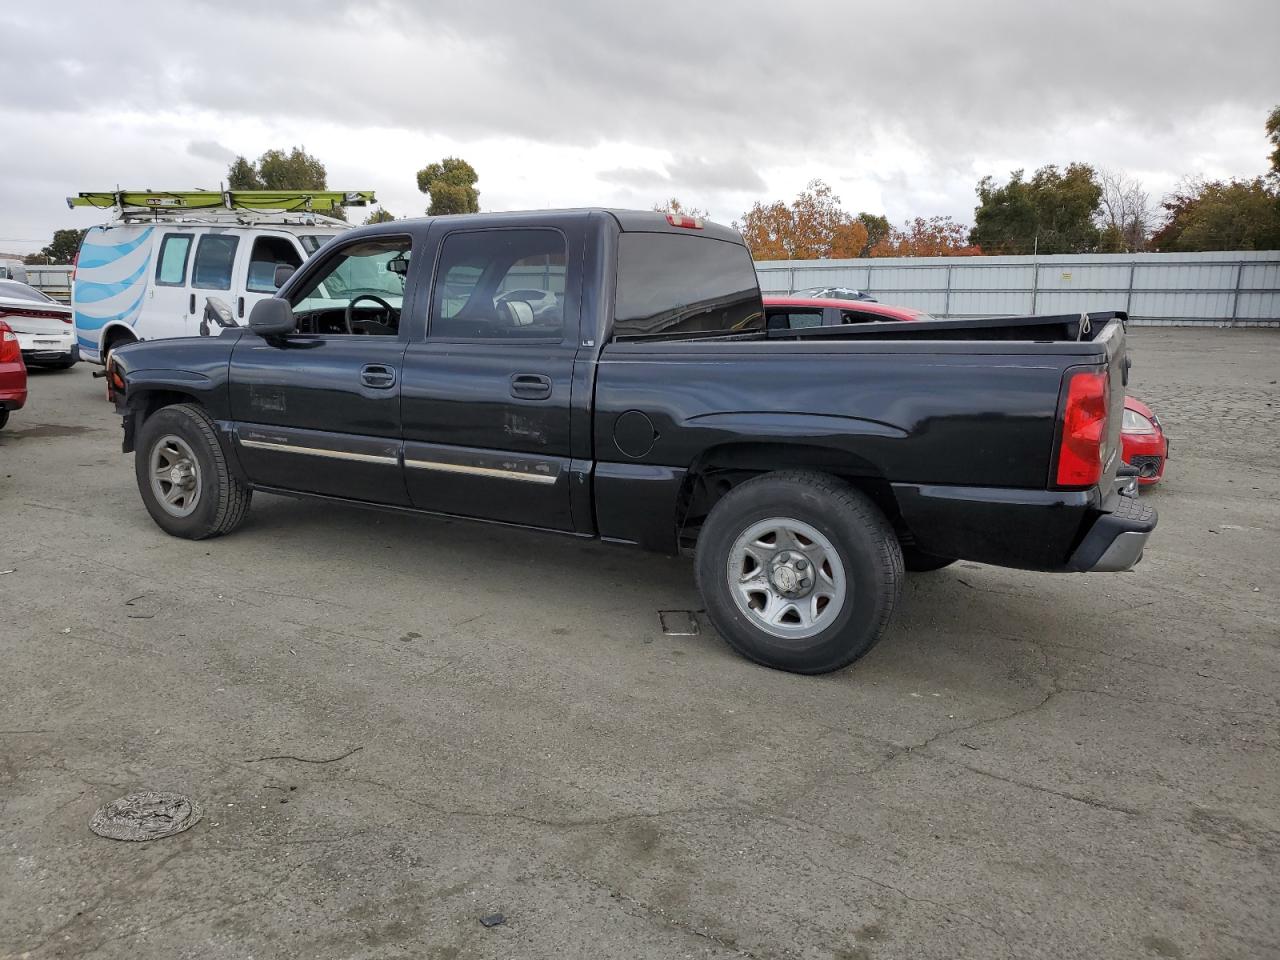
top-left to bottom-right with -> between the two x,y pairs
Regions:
361,363 -> 397,389
510,373 -> 552,400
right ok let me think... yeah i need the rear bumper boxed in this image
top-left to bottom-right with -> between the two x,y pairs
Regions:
1066,494 -> 1157,572
0,364 -> 27,410
892,481 -> 1157,573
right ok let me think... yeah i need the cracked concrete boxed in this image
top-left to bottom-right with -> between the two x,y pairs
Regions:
1,327 -> 1279,959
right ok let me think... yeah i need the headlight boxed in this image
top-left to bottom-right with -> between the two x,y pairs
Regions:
1122,408 -> 1156,434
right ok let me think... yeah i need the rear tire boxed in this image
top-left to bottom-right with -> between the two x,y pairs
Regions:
135,403 -> 251,539
902,547 -> 956,572
695,471 -> 904,674
0,409 -> 8,430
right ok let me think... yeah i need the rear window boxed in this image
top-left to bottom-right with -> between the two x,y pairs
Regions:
614,233 -> 762,339
0,279 -> 52,303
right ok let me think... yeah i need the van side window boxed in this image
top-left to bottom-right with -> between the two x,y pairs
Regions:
430,229 -> 567,340
247,237 -> 303,293
192,235 -> 239,290
155,234 -> 194,286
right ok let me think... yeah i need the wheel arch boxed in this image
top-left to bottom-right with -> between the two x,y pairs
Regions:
676,441 -> 902,551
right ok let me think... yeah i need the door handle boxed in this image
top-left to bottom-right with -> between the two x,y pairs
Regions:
237,296 -> 245,319
189,293 -> 195,314
510,373 -> 552,400
360,363 -> 397,389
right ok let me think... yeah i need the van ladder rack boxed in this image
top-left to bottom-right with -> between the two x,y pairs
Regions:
67,189 -> 375,215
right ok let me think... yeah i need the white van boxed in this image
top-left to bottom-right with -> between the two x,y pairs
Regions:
69,190 -> 372,362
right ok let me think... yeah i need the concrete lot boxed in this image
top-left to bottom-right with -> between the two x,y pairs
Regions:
1,328 -> 1277,960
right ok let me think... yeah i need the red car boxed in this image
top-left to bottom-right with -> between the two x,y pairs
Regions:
764,295 -> 932,330
0,320 -> 28,430
1122,396 -> 1168,486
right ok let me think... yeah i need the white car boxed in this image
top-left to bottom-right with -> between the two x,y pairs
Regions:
0,279 -> 77,369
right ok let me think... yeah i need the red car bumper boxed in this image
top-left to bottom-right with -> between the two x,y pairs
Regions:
1121,396 -> 1168,486
0,358 -> 27,412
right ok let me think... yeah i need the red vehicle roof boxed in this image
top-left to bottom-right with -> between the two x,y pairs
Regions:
763,295 -> 928,322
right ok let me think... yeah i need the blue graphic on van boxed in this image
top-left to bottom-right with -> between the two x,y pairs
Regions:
77,228 -> 154,269
74,284 -> 148,335
74,257 -> 150,304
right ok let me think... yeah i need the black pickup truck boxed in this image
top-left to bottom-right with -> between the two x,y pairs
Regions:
108,209 -> 1156,674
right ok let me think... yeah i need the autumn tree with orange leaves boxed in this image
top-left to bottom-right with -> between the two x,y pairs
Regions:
871,216 -> 982,257
735,180 -> 868,260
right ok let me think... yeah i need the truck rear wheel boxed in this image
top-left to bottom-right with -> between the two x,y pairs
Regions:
135,403 -> 251,539
695,471 -> 903,674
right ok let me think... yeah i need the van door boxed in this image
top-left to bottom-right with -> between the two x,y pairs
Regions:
189,230 -> 242,335
147,230 -> 197,339
238,233 -> 305,322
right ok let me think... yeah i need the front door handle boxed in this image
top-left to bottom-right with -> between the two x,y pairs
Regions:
361,363 -> 397,389
510,373 -> 552,400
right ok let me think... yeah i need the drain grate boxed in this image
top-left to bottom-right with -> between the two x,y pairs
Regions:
90,791 -> 203,842
658,610 -> 700,637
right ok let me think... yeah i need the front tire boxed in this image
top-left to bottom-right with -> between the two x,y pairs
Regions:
0,409 -> 8,430
135,403 -> 251,539
695,471 -> 904,674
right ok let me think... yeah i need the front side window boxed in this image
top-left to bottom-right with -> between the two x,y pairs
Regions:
155,233 -> 193,286
614,233 -> 762,339
430,229 -> 567,340
246,236 -> 303,293
192,234 -> 239,289
289,235 -> 411,336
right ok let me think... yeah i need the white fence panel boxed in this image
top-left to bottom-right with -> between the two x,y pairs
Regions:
755,251 -> 1280,326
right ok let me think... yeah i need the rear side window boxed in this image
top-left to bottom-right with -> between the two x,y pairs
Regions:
155,233 -> 193,286
192,234 -> 239,289
614,233 -> 762,339
429,229 -> 567,340
768,309 -> 824,331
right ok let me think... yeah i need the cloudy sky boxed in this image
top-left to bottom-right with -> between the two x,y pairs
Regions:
2,0 -> 1277,253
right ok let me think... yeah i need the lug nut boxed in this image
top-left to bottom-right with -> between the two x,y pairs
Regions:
795,558 -> 807,571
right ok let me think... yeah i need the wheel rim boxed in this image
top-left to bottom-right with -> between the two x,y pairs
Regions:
148,434 -> 202,518
726,517 -> 848,640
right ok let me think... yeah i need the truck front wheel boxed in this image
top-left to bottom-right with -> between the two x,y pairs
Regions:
135,403 -> 252,539
695,471 -> 904,674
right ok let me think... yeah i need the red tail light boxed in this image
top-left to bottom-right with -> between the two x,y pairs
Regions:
0,322 -> 20,363
665,213 -> 704,229
1055,369 -> 1110,488
0,306 -> 72,323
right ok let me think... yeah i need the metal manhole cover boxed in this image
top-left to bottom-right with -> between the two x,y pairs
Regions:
90,791 -> 203,841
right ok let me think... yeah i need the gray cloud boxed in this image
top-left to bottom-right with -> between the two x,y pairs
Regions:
186,140 -> 236,163
0,0 -> 1277,248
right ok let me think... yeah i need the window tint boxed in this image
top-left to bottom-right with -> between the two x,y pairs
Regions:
192,234 -> 239,289
289,236 -> 411,336
614,233 -> 762,339
300,235 -> 328,256
155,234 -> 193,286
768,309 -> 824,330
246,236 -> 303,293
430,229 -> 567,340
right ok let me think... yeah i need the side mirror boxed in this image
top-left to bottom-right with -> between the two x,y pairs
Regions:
200,297 -> 237,336
274,263 -> 296,289
248,298 -> 296,337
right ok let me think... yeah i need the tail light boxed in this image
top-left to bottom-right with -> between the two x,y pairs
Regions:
0,306 -> 73,324
665,213 -> 704,229
1055,369 -> 1110,488
0,322 -> 20,363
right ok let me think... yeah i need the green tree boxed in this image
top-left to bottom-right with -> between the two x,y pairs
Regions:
227,146 -> 328,190
970,163 -> 1103,254
1150,177 -> 1280,252
226,146 -> 345,219
363,207 -> 397,225
1266,104 -> 1280,178
417,157 -> 480,215
855,212 -> 890,257
27,228 -> 88,264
